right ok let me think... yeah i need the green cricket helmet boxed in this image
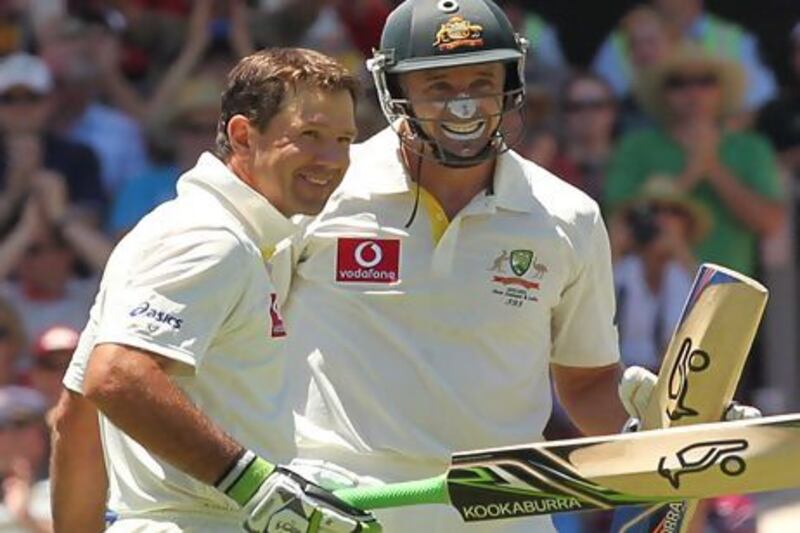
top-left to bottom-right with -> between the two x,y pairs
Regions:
368,0 -> 528,167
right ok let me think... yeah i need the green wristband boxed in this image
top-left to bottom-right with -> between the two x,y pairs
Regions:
216,450 -> 275,507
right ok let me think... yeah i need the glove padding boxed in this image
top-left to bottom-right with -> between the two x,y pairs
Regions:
618,366 -> 762,431
242,465 -> 381,533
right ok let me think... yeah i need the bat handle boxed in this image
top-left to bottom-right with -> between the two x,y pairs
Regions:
334,474 -> 449,510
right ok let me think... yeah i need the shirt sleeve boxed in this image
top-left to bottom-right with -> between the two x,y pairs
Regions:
550,208 -> 621,367
93,226 -> 249,369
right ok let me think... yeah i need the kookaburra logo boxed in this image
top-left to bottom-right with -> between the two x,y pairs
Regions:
666,338 -> 711,421
658,439 -> 748,489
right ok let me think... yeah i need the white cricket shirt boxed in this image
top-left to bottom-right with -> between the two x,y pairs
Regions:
63,153 -> 297,522
286,127 -> 620,474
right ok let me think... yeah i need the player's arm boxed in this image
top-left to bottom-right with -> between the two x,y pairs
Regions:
83,343 -> 241,483
551,362 -> 628,436
82,343 -> 377,532
50,390 -> 107,533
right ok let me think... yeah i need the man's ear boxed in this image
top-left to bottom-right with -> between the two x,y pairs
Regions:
227,115 -> 251,157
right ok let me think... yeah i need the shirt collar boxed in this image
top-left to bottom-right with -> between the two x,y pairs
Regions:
492,150 -> 539,213
353,127 -> 415,195
176,152 -> 296,252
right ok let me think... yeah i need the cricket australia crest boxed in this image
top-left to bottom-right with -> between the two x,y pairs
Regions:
433,16 -> 484,51
488,249 -> 547,308
510,250 -> 533,276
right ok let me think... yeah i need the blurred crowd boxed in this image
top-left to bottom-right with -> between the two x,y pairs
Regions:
0,0 -> 797,531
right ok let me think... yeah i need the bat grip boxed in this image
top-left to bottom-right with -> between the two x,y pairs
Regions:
334,474 -> 449,510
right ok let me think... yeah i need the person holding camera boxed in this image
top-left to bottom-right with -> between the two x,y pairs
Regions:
610,176 -> 711,371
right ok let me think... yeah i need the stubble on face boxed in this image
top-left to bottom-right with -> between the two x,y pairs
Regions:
243,86 -> 357,217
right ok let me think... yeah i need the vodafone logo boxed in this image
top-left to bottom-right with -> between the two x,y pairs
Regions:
336,238 -> 400,284
354,241 -> 383,268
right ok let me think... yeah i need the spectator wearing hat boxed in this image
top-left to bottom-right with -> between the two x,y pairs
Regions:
614,5 -> 679,133
27,326 -> 78,408
605,44 -> 785,277
593,0 -> 777,114
0,386 -> 51,533
0,53 -> 106,231
610,176 -> 711,371
108,75 -> 222,239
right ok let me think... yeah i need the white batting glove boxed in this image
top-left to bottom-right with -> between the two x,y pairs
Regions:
723,402 -> 762,421
618,366 -> 657,431
215,451 -> 381,533
618,366 -> 762,431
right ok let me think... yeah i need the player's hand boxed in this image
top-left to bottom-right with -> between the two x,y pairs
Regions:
723,401 -> 761,421
218,452 -> 381,532
618,366 -> 656,429
618,366 -> 761,430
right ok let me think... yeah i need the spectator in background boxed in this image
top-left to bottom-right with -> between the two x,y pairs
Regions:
0,173 -> 111,365
0,298 -> 24,385
0,53 -> 106,230
547,72 -> 618,203
757,21 -> 800,174
332,0 -> 391,60
516,83 -> 559,170
615,5 -> 678,133
593,0 -> 777,115
102,0 -> 192,83
97,0 -> 251,126
0,2 -> 35,56
27,326 -> 78,409
39,15 -> 149,197
610,177 -> 710,371
605,44 -> 784,277
0,386 -> 51,533
292,0 -> 366,75
109,75 -> 222,238
502,1 -> 569,92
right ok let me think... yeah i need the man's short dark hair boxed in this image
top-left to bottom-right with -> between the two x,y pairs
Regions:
214,48 -> 359,161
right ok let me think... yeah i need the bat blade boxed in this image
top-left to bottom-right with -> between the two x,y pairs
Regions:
613,263 -> 768,532
643,263 -> 768,429
445,414 -> 800,522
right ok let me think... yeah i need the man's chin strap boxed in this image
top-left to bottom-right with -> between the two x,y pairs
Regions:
404,120 -> 503,169
434,140 -> 499,168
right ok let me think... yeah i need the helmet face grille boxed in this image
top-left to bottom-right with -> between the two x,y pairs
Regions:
382,86 -> 527,168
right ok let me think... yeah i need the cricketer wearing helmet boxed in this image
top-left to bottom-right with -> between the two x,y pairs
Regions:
279,0 -> 630,531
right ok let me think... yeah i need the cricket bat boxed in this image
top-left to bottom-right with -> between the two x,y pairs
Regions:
612,263 -> 768,533
333,413 -> 800,521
